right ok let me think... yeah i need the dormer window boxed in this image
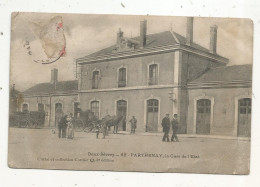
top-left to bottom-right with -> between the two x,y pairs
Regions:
118,67 -> 126,87
148,64 -> 158,85
92,70 -> 99,89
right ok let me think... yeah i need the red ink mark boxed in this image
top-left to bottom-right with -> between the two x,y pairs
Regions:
60,46 -> 66,56
57,22 -> 63,30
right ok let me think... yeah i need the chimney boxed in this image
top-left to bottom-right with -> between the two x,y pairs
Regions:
51,69 -> 58,89
117,28 -> 123,46
210,25 -> 218,54
140,20 -> 147,48
186,17 -> 193,46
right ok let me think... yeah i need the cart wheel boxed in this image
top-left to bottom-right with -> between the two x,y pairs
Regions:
75,119 -> 84,132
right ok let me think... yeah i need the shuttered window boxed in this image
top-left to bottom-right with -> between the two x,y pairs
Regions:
149,64 -> 158,85
92,71 -> 99,89
118,68 -> 126,87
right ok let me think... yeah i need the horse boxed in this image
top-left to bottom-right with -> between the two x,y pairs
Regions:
96,115 -> 125,139
110,115 -> 125,134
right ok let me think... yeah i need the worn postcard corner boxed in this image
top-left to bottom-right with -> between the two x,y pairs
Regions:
9,13 -> 253,174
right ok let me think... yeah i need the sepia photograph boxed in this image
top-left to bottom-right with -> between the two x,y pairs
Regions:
8,12 -> 253,174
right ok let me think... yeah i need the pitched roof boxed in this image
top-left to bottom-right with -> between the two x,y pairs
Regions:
23,80 -> 78,95
190,64 -> 252,83
84,31 -> 209,58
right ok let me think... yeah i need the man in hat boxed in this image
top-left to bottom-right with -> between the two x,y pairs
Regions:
129,116 -> 137,134
161,113 -> 170,142
58,113 -> 67,138
171,114 -> 179,142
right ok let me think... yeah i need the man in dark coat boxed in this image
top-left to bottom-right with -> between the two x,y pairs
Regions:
58,114 -> 68,138
161,113 -> 170,142
171,114 -> 179,142
55,106 -> 64,138
129,116 -> 137,134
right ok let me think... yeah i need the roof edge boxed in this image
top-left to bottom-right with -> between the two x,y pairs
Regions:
77,43 -> 228,65
170,30 -> 180,43
188,80 -> 252,89
22,90 -> 79,97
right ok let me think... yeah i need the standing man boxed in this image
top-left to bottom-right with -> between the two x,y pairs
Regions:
129,116 -> 137,134
55,106 -> 63,138
161,113 -> 170,142
171,114 -> 179,142
57,117 -> 63,138
58,113 -> 66,138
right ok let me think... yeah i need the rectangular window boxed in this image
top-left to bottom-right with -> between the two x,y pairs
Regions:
149,64 -> 158,85
118,68 -> 126,87
92,71 -> 99,89
91,101 -> 100,118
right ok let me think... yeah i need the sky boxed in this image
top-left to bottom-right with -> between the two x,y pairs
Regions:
10,12 -> 253,91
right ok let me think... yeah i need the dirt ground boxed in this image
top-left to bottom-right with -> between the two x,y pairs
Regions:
8,128 -> 250,174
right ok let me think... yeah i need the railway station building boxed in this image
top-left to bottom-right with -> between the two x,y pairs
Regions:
76,18 -> 252,136
16,18 -> 252,137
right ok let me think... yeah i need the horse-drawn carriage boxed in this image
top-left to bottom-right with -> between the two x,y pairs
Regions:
74,110 -> 100,132
9,111 -> 45,128
74,109 -> 125,138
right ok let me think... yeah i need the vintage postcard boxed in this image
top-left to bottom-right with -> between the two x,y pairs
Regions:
8,12 -> 253,174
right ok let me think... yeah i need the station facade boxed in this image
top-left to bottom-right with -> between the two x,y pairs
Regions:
18,18 -> 252,137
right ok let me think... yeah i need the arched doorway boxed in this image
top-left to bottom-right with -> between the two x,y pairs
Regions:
116,100 -> 127,131
196,99 -> 211,134
146,99 -> 159,132
55,103 -> 63,127
237,98 -> 251,137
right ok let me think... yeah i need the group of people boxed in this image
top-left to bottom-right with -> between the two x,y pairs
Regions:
57,113 -> 74,139
128,114 -> 179,142
161,113 -> 179,142
55,112 -> 178,141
